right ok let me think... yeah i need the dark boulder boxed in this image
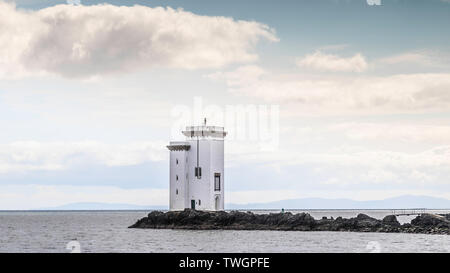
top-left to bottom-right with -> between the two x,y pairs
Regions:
411,214 -> 450,228
438,214 -> 450,221
348,214 -> 381,230
382,215 -> 401,227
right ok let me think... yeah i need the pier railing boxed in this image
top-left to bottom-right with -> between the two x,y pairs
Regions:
391,208 -> 427,216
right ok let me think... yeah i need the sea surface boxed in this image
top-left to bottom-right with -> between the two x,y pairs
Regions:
1,210 -> 449,253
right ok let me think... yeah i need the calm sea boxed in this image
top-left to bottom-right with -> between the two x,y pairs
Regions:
0,210 -> 449,253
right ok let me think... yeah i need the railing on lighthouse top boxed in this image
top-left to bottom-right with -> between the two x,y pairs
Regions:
182,119 -> 227,139
182,126 -> 227,138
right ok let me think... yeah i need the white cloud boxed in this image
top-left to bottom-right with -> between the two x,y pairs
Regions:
208,65 -> 450,114
296,51 -> 368,72
231,145 -> 450,187
206,65 -> 266,86
0,141 -> 167,174
236,145 -> 450,170
331,122 -> 450,145
0,1 -> 278,78
0,184 -> 169,210
379,52 -> 432,65
222,120 -> 450,189
377,50 -> 450,68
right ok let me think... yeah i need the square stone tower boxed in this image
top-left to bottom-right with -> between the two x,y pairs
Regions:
167,121 -> 226,211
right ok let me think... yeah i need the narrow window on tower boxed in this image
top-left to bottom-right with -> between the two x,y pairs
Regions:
176,159 -> 178,165
198,199 -> 201,206
214,173 -> 221,191
176,189 -> 178,195
194,167 -> 202,179
176,175 -> 178,181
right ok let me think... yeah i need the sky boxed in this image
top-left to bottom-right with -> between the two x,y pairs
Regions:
1,0 -> 450,209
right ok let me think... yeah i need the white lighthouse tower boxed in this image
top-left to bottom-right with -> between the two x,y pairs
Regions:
167,119 -> 226,211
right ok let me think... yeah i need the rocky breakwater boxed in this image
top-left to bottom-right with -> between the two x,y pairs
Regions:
129,209 -> 450,235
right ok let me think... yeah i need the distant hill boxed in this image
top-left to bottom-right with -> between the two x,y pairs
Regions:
35,195 -> 450,210
37,202 -> 167,210
226,195 -> 450,210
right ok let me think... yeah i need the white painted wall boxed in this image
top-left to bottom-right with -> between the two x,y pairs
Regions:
168,130 -> 225,211
209,139 -> 224,210
169,149 -> 188,210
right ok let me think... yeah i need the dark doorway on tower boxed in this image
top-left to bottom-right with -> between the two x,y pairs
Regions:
191,200 -> 196,210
